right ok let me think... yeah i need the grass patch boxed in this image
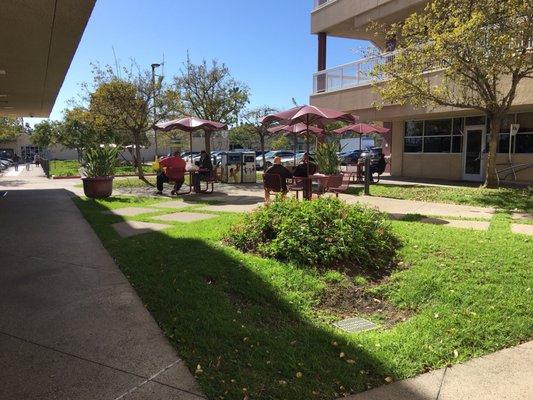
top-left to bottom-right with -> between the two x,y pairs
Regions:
75,197 -> 533,399
50,159 -> 152,177
347,184 -> 533,213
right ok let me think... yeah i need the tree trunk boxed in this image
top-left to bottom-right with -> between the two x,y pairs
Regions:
133,134 -> 145,180
260,133 -> 266,168
484,116 -> 501,189
204,131 -> 211,155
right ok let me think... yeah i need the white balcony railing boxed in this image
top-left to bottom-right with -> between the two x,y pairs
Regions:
313,0 -> 334,9
312,51 -> 395,94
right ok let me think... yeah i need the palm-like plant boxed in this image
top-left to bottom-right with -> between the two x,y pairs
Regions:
83,145 -> 120,177
315,140 -> 341,175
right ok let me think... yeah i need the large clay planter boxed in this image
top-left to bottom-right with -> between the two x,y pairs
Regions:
82,176 -> 114,199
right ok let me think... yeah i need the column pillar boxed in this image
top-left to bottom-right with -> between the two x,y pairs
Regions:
317,32 -> 327,71
316,32 -> 327,92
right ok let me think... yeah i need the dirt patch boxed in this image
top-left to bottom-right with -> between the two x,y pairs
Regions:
317,279 -> 410,327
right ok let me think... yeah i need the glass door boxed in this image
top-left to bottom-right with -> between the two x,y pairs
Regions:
462,126 -> 486,181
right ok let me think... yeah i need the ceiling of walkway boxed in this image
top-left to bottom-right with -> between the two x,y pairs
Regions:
0,0 -> 96,117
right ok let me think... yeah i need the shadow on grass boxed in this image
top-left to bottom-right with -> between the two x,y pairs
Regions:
347,184 -> 533,213
74,198 -> 431,400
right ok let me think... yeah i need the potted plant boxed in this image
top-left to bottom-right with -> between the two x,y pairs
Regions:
81,144 -> 120,199
315,140 -> 343,193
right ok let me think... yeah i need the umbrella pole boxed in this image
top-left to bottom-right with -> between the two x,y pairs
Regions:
293,134 -> 297,166
306,130 -> 311,200
190,132 -> 193,163
359,135 -> 362,150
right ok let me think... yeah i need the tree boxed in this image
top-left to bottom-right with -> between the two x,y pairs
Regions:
0,117 -> 24,142
173,57 -> 249,154
31,120 -> 57,149
270,134 -> 290,150
373,0 -> 533,187
228,124 -> 258,149
58,107 -> 114,161
240,106 -> 278,167
88,64 -> 177,179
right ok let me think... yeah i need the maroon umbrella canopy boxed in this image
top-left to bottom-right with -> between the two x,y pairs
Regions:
260,105 -> 357,128
267,123 -> 324,136
154,116 -> 227,132
333,123 -> 390,135
154,117 -> 227,160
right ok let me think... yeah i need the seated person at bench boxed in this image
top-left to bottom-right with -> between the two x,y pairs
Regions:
192,150 -> 213,192
156,151 -> 186,195
264,156 -> 293,200
293,152 -> 317,177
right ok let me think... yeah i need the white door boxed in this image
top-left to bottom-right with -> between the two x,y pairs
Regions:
462,125 -> 486,181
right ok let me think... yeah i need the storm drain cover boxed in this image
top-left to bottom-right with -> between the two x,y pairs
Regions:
333,317 -> 378,333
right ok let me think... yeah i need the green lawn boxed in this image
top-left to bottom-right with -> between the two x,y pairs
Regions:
347,184 -> 533,213
75,197 -> 533,400
50,160 -> 153,177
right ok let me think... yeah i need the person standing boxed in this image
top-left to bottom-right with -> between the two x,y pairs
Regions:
13,153 -> 20,171
155,151 -> 186,195
25,154 -> 31,171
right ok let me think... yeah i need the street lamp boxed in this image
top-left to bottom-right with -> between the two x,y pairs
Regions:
151,63 -> 162,156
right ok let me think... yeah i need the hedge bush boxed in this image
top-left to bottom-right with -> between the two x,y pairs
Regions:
225,197 -> 400,275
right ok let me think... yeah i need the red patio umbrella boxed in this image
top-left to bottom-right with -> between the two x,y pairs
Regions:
261,105 -> 357,198
333,123 -> 390,151
267,123 -> 324,166
154,117 -> 227,161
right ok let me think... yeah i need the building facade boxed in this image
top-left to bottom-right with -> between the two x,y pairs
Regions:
310,0 -> 533,183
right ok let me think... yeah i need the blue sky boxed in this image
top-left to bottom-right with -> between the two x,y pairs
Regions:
30,0 -> 369,125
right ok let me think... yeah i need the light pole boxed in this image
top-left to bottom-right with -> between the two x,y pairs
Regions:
151,63 -> 161,157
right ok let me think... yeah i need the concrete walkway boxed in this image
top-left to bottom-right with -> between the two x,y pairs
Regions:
339,194 -> 496,219
342,341 -> 533,400
0,167 -> 204,399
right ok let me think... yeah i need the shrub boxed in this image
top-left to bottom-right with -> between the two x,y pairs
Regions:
225,197 -> 400,275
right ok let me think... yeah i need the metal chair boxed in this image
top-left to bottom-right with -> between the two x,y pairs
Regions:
329,172 -> 353,197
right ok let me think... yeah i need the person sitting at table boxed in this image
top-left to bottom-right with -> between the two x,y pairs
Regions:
293,152 -> 317,177
192,150 -> 213,191
156,151 -> 186,195
264,156 -> 293,200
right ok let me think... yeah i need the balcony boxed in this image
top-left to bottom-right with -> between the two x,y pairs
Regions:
312,51 -> 394,94
313,0 -> 335,10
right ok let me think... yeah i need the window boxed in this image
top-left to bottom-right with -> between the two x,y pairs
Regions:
404,137 -> 423,152
405,118 -> 458,153
405,121 -> 423,137
424,136 -> 451,152
424,119 -> 451,136
497,113 -> 533,154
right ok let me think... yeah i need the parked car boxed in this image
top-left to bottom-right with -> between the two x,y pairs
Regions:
180,151 -> 200,160
279,152 -> 315,168
359,147 -> 383,164
256,150 -> 294,169
0,159 -> 11,170
0,156 -> 14,165
338,150 -> 363,165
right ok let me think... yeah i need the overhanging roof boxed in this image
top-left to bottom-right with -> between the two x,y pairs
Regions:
0,0 -> 96,117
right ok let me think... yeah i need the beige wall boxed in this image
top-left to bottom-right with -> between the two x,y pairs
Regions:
311,0 -> 427,45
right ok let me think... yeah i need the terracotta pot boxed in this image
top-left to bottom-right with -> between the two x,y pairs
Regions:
82,176 -> 114,199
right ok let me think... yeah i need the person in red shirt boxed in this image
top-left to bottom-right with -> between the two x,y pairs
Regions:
156,151 -> 186,195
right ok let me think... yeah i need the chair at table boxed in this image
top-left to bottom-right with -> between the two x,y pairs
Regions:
263,173 -> 284,201
288,177 -> 305,200
328,172 -> 353,198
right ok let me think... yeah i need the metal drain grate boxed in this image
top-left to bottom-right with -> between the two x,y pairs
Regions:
333,317 -> 378,333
